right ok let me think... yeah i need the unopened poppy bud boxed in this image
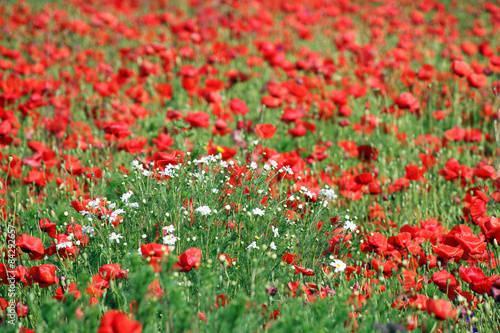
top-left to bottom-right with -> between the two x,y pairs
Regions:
484,302 -> 491,314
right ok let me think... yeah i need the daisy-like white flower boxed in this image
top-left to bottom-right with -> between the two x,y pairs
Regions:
319,188 -> 338,201
56,241 -> 73,250
304,191 -> 316,199
250,162 -> 258,170
137,247 -> 142,256
344,220 -> 357,232
252,208 -> 265,216
81,225 -> 95,236
212,188 -> 219,194
270,242 -> 277,250
121,191 -> 134,203
163,234 -> 178,245
87,198 -> 101,208
270,160 -> 278,169
163,224 -> 175,233
330,259 -> 346,273
279,166 -> 293,174
246,241 -> 258,250
195,206 -> 212,216
271,226 -> 279,238
109,232 -> 123,244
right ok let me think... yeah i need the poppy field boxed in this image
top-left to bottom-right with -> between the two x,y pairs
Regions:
2,0 -> 500,332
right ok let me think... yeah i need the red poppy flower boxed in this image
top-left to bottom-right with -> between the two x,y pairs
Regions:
459,266 -> 486,284
102,122 -> 131,141
16,234 -> 45,260
431,269 -> 460,298
396,92 -> 419,112
451,61 -> 472,77
206,143 -> 237,160
140,243 -> 171,273
174,248 -> 202,272
454,232 -> 486,255
357,145 -> 378,161
99,264 -> 129,281
419,152 -> 436,168
229,99 -> 249,115
293,266 -> 315,276
147,278 -> 164,299
466,271 -> 499,296
255,123 -> 277,139
53,283 -> 81,302
282,252 -> 299,265
432,244 -> 464,262
97,310 -> 142,333
53,234 -> 79,259
426,299 -> 457,320
118,138 -> 147,154
281,108 -> 304,124
27,264 -> 59,288
371,259 -> 397,278
467,72 -> 487,88
85,274 -> 109,298
261,95 -> 282,108
184,112 -> 210,128
354,172 -> 373,184
288,124 -> 307,137
152,133 -> 175,151
16,301 -> 28,317
153,151 -> 185,169
405,164 -> 426,181
19,328 -> 35,333
360,232 -> 388,254
0,264 -> 27,286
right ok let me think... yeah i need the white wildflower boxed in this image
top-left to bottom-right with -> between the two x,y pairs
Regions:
246,241 -> 258,250
56,241 -> 73,250
81,225 -> 95,236
109,232 -> 123,244
319,188 -> 338,201
252,208 -> 265,216
121,191 -> 134,203
279,166 -> 293,174
163,224 -> 175,233
271,226 -> 279,238
195,206 -> 212,216
163,234 -> 178,245
344,220 -> 357,232
330,259 -> 346,273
